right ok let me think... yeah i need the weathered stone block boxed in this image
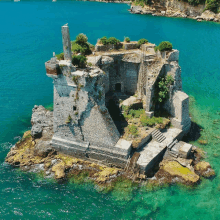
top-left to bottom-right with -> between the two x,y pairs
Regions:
45,59 -> 61,76
167,50 -> 179,62
145,111 -> 154,118
114,139 -> 132,158
178,141 -> 192,159
122,42 -> 138,50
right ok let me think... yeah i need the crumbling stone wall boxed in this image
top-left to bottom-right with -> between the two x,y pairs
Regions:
44,24 -> 191,168
98,52 -> 141,95
51,66 -> 120,148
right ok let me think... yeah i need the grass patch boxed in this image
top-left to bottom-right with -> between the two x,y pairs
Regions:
56,52 -> 64,60
128,124 -> 139,137
140,114 -> 163,127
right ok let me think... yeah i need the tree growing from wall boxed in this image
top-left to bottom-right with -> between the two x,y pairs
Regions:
154,75 -> 174,103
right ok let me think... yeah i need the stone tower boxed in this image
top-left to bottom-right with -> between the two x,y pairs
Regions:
45,25 -> 132,167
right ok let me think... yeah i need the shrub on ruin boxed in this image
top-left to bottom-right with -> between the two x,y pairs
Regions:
107,37 -> 120,46
99,36 -> 108,45
99,36 -> 120,46
125,37 -> 131,43
129,109 -> 145,118
75,33 -> 88,45
128,124 -> 138,137
140,115 -> 163,127
72,55 -> 87,68
154,75 -> 174,103
137,38 -> 148,47
56,52 -> 64,60
72,33 -> 92,55
71,42 -> 82,53
72,41 -> 91,55
205,0 -> 219,13
157,41 -> 173,52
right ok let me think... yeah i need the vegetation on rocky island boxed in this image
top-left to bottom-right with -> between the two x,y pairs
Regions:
154,75 -> 174,103
205,0 -> 219,13
133,0 -> 219,13
155,41 -> 173,52
137,38 -> 148,47
133,0 -> 151,7
56,52 -> 64,60
71,33 -> 93,55
99,36 -> 121,46
72,55 -> 87,68
124,37 -> 131,43
121,105 -> 167,144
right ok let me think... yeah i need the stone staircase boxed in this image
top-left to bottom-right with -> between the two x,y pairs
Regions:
151,129 -> 166,143
165,139 -> 180,159
137,128 -> 184,174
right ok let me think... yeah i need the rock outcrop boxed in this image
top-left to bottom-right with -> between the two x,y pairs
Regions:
158,160 -> 200,184
194,161 -> 215,178
51,161 -> 66,179
31,105 -> 53,139
130,1 -> 220,23
196,10 -> 220,22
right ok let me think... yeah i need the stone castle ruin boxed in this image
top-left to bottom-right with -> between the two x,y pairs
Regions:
45,24 -> 192,174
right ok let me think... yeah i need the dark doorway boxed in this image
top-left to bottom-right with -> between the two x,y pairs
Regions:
115,83 -> 121,92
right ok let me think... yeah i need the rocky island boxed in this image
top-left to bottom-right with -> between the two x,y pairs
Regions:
5,24 -> 215,190
130,0 -> 220,22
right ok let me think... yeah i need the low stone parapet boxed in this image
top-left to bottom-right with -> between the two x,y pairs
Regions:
51,136 -> 131,168
95,43 -> 122,52
122,41 -> 138,50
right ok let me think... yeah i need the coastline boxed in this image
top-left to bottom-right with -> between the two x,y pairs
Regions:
80,0 -> 220,23
5,105 -> 215,192
130,5 -> 220,23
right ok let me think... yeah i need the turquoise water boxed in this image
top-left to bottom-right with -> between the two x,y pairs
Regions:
0,1 -> 220,219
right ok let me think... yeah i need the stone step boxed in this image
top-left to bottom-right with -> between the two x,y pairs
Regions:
152,129 -> 166,143
157,136 -> 166,142
168,151 -> 178,158
153,132 -> 161,138
167,139 -> 178,150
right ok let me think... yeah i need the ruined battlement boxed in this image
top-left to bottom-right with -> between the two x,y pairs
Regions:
44,24 -> 191,170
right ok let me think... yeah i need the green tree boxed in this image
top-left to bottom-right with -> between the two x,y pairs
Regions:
72,55 -> 87,68
137,38 -> 148,47
75,33 -> 88,45
205,0 -> 219,13
156,41 -> 173,52
124,37 -> 130,43
155,75 -> 174,103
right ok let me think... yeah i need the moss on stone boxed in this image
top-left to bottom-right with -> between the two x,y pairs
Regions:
161,161 -> 200,184
51,161 -> 66,179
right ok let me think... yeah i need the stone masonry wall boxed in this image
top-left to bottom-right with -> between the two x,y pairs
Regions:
52,66 -> 120,149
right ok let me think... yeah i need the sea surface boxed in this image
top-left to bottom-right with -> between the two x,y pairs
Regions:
0,1 -> 220,219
